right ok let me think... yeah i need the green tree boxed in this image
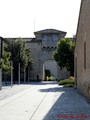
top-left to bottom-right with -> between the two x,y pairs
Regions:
4,38 -> 32,82
0,41 -> 11,75
13,38 -> 32,69
53,38 -> 75,76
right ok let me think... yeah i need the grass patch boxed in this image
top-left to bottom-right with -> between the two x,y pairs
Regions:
64,84 -> 74,87
58,77 -> 75,87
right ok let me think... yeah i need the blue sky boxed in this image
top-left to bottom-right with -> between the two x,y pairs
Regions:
0,0 -> 81,38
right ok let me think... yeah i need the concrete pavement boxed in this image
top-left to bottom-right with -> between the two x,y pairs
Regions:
0,82 -> 90,120
0,82 -> 59,120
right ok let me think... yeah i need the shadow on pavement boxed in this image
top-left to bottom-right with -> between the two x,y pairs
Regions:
21,81 -> 57,86
39,86 -> 90,120
2,81 -> 57,87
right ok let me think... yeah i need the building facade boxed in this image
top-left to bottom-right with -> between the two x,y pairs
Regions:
25,29 -> 69,81
75,0 -> 90,100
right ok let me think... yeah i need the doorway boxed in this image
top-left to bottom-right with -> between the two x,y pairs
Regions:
45,69 -> 51,80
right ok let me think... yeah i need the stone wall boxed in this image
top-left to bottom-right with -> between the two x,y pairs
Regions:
25,40 -> 42,80
75,0 -> 90,100
25,29 -> 69,81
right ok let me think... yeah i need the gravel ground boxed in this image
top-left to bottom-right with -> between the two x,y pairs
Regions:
44,87 -> 90,120
0,84 -> 32,100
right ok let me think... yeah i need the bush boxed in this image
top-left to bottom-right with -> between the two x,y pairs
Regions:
64,84 -> 74,87
69,76 -> 75,80
58,77 -> 75,87
47,76 -> 56,81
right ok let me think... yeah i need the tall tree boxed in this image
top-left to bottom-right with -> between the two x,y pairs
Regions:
12,38 -> 32,82
0,41 -> 11,75
0,40 -> 11,87
4,38 -> 32,83
53,38 -> 75,76
13,38 -> 32,69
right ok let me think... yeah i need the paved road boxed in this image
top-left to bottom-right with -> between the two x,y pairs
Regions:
0,82 -> 90,120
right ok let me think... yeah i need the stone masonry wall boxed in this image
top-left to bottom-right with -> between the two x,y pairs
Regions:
75,0 -> 90,100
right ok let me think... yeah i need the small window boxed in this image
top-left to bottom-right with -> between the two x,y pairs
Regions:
43,46 -> 46,49
47,46 -> 50,49
84,42 -> 86,69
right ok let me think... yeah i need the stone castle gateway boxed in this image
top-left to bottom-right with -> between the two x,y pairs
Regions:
25,29 -> 69,81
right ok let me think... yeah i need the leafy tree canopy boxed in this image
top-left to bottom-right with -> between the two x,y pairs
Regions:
13,38 -> 32,69
53,38 -> 75,76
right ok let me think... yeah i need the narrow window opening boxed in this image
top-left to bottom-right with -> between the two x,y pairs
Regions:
84,42 -> 86,69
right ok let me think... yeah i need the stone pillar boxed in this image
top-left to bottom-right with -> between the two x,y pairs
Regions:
28,66 -> 29,82
10,42 -> 13,87
11,61 -> 13,87
18,63 -> 20,85
18,49 -> 21,85
24,68 -> 26,83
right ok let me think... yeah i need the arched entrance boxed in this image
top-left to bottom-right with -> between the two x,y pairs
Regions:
43,60 -> 58,80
